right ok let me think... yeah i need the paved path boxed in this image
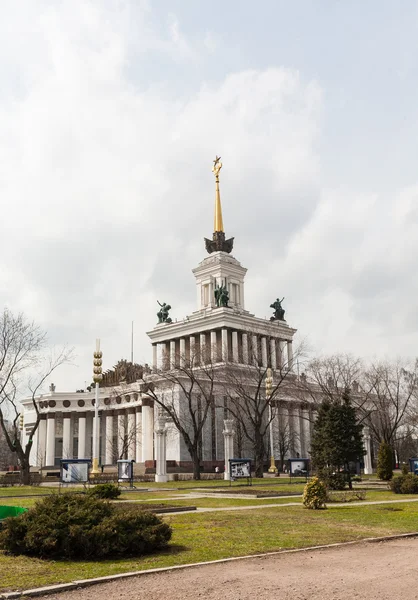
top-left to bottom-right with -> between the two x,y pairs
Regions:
37,536 -> 418,600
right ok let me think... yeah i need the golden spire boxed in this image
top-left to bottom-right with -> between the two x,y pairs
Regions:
212,155 -> 224,232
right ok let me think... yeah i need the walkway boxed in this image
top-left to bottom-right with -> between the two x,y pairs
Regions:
35,536 -> 418,600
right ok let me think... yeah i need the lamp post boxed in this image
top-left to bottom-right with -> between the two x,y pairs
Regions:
91,339 -> 103,476
266,367 -> 278,474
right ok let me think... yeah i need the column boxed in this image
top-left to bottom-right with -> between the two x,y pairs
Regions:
242,333 -> 248,364
289,404 -> 301,457
277,403 -> 289,468
152,344 -> 157,370
170,340 -> 176,369
105,412 -> 113,465
211,330 -> 217,363
78,413 -> 86,460
222,328 -> 228,362
232,331 -> 238,363
209,279 -> 214,307
141,401 -> 154,462
252,335 -> 258,365
37,416 -> 47,467
302,407 -> 311,457
200,333 -> 206,366
161,342 -> 169,370
127,409 -> 136,461
155,418 -> 168,483
223,420 -> 235,480
179,338 -> 186,368
261,337 -> 268,367
363,427 -> 373,474
270,339 -> 277,370
278,340 -> 286,369
190,335 -> 196,365
45,414 -> 56,466
62,415 -> 72,460
117,411 -> 126,460
135,407 -> 142,463
287,340 -> 294,371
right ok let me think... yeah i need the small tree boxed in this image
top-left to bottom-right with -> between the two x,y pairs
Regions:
310,391 -> 365,489
377,441 -> 393,481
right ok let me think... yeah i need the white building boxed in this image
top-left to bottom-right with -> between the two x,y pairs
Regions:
22,159 -> 372,475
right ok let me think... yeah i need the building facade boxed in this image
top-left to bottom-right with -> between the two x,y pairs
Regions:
22,159 -> 372,474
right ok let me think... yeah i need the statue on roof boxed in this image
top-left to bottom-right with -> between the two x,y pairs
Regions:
214,280 -> 229,307
157,301 -> 172,324
270,297 -> 285,321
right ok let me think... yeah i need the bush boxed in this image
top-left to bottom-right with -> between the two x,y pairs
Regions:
377,442 -> 393,481
0,493 -> 171,559
88,483 -> 121,499
351,475 -> 362,483
303,477 -> 327,510
390,473 -> 418,494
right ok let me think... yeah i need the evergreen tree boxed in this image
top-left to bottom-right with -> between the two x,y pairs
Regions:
376,442 -> 393,481
311,390 -> 365,489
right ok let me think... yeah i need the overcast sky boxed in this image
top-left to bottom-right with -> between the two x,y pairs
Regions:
1,1 -> 418,392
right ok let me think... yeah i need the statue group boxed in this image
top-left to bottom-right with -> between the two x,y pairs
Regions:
270,297 -> 285,321
214,280 -> 229,307
157,301 -> 172,324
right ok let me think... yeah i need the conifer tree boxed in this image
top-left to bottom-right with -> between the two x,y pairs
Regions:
311,390 -> 365,489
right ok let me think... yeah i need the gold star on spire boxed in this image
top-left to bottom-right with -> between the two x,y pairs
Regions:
212,156 -> 224,232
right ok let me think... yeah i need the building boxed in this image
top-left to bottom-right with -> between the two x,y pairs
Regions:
22,158 -> 372,475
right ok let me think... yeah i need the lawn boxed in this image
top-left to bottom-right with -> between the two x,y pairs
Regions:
1,500 -> 418,592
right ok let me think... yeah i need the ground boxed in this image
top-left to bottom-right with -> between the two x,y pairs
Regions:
32,537 -> 418,600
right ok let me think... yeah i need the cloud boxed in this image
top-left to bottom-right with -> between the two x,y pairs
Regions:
1,1 -> 415,393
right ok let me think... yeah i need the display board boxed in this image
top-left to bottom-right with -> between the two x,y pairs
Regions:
117,459 -> 134,485
288,458 -> 310,480
409,458 -> 418,475
229,458 -> 252,484
60,459 -> 91,484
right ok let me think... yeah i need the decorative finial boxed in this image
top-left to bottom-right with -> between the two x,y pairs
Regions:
212,155 -> 224,232
204,155 -> 234,254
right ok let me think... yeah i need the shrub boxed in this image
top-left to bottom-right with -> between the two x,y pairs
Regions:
351,475 -> 362,483
390,473 -> 418,494
319,469 -> 347,490
401,463 -> 409,476
303,477 -> 327,510
88,483 -> 121,499
0,493 -> 171,559
377,442 -> 393,481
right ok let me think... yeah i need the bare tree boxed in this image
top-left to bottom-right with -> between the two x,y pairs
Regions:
224,335 -> 305,478
0,420 -> 18,470
297,354 -> 418,461
0,309 -> 72,484
142,345 -> 217,480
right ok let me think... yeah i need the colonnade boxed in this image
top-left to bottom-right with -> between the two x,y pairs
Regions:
38,401 -> 155,467
152,330 -> 294,371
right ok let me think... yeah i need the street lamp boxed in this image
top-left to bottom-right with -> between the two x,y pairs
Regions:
266,367 -> 278,474
91,339 -> 103,476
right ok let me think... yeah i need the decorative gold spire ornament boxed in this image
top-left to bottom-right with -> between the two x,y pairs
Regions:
204,156 -> 234,254
212,155 -> 224,232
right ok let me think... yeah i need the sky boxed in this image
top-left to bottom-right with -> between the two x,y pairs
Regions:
1,0 -> 418,392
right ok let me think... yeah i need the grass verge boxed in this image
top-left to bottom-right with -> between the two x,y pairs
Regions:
2,500 -> 418,592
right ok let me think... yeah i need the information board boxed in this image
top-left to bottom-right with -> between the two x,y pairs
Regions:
229,458 -> 252,481
60,459 -> 91,484
117,459 -> 134,485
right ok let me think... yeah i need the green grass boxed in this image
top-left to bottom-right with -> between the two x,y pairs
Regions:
2,500 -> 418,592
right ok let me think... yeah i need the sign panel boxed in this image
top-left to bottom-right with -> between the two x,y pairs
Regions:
409,458 -> 418,475
229,459 -> 251,479
288,458 -> 309,477
60,459 -> 90,484
117,460 -> 134,483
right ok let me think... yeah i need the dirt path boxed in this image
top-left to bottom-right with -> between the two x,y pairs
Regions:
38,536 -> 418,600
